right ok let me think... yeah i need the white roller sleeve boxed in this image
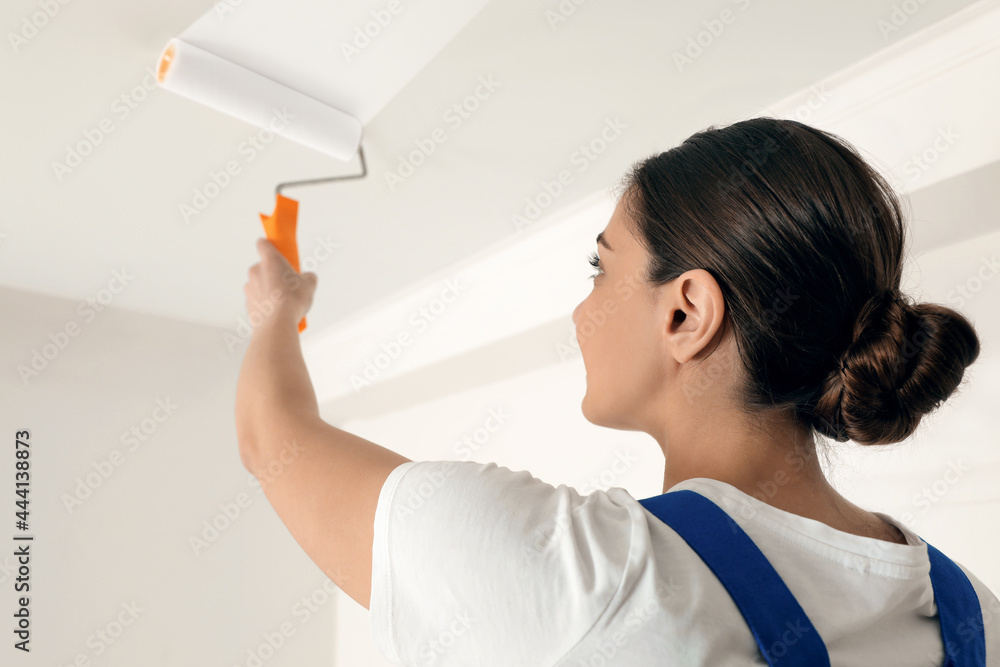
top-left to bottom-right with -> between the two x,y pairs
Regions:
156,38 -> 362,161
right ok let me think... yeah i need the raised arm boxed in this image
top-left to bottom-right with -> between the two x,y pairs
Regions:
235,238 -> 411,609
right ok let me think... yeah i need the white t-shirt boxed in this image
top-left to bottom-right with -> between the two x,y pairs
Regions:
369,460 -> 1000,666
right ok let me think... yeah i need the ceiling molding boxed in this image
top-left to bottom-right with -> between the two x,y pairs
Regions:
759,0 -> 1000,193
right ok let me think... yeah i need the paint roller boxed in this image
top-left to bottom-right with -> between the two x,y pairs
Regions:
156,37 -> 368,333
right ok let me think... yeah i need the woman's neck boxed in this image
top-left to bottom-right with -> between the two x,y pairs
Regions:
657,419 -> 906,544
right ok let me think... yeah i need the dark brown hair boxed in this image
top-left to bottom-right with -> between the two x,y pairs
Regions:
617,117 -> 979,446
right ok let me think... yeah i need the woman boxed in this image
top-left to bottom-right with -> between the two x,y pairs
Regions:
236,117 -> 998,665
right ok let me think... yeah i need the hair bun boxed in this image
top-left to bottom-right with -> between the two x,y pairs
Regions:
809,289 -> 980,445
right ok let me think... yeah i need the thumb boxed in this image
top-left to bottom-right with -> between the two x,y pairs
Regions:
257,237 -> 292,268
298,271 -> 318,292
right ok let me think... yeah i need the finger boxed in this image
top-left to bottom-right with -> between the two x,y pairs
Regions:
256,237 -> 285,263
257,237 -> 294,271
256,237 -> 278,258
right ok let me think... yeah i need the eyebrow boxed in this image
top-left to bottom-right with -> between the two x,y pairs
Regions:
596,232 -> 614,252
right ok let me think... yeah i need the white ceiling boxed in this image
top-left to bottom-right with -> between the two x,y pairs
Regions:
3,0 -> 996,342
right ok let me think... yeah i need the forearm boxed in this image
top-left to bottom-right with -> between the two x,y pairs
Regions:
235,310 -> 319,466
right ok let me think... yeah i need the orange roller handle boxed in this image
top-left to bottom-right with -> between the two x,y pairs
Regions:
259,193 -> 307,333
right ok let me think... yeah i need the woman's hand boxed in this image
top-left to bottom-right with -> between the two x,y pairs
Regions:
244,237 -> 317,331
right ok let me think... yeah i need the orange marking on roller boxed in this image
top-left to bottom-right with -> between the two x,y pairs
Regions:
157,42 -> 176,84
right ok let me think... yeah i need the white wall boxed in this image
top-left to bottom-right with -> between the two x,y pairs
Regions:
0,286 -> 341,666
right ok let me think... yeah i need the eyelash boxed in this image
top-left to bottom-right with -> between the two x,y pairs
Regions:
587,251 -> 602,280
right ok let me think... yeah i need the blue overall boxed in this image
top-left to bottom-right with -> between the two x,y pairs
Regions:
638,490 -> 987,666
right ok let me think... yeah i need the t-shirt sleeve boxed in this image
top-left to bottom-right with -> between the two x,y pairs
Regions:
369,459 -> 637,666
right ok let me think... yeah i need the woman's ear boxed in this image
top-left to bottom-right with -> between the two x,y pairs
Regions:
663,269 -> 726,365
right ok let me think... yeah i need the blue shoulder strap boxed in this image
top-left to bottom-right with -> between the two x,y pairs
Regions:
639,490 -> 830,666
639,489 -> 987,667
919,539 -> 987,667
